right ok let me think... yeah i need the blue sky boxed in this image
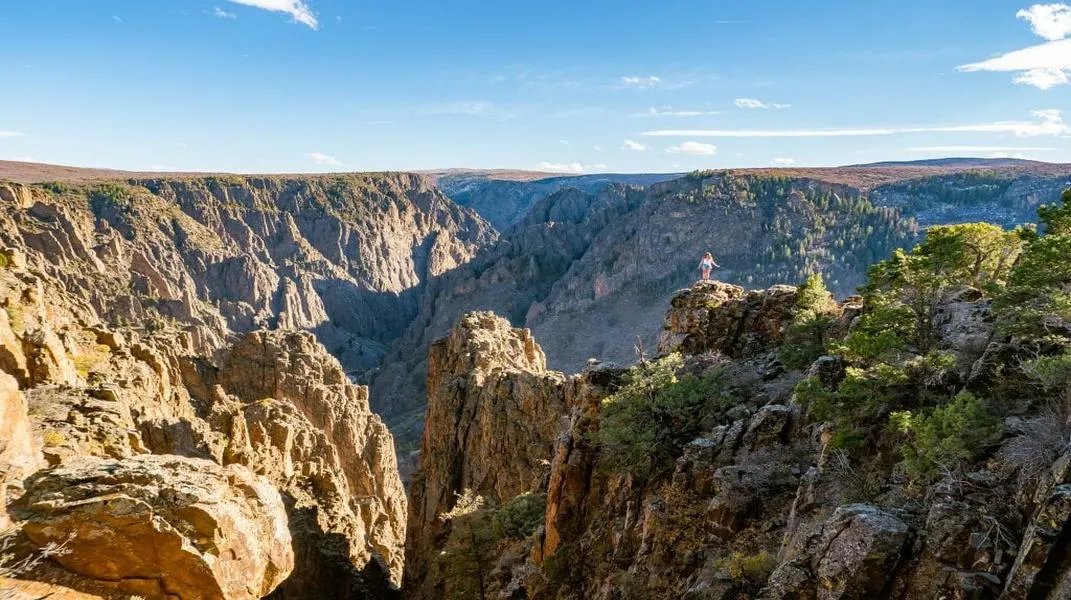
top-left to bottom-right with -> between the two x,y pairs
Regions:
1,0 -> 1070,173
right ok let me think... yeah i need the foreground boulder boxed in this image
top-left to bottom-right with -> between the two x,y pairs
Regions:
15,454 -> 294,600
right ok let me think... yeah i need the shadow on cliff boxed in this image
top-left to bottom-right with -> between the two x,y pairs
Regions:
268,493 -> 400,600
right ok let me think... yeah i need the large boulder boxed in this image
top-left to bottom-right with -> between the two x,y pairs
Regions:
932,286 -> 994,373
15,454 -> 294,600
660,281 -> 800,358
815,505 -> 911,599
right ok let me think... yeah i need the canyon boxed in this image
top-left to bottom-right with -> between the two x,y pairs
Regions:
1,160 -> 1071,599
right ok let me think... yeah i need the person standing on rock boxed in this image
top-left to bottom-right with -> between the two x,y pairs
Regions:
698,252 -> 719,281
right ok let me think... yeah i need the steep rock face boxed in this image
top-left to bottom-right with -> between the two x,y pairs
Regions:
15,455 -> 293,600
404,312 -> 569,599
870,172 -> 1071,228
435,172 -> 679,230
0,175 -> 495,374
203,330 -> 407,595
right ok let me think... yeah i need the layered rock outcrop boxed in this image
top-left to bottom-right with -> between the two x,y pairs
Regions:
659,280 -> 799,358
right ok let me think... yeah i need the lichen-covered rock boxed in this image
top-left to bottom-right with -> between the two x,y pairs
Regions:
16,454 -> 294,600
765,504 -> 911,600
933,286 -> 994,373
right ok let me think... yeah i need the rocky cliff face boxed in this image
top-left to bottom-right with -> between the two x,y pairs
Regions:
403,278 -> 1071,600
404,313 -> 569,598
0,177 -> 431,598
434,172 -> 680,231
0,175 -> 495,375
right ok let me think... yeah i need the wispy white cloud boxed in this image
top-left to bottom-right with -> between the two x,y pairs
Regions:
666,141 -> 717,156
420,101 -> 514,119
643,106 -> 722,117
213,7 -> 237,19
772,158 -> 796,165
958,3 -> 1071,89
622,139 -> 648,152
734,98 -> 791,109
906,145 -> 1058,152
227,0 -> 318,29
0,131 -> 24,138
112,15 -> 124,23
593,145 -> 603,151
537,162 -> 608,174
621,76 -> 661,89
309,152 -> 342,166
644,109 -> 1071,138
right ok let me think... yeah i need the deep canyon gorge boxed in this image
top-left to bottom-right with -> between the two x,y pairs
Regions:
2,160 -> 1071,599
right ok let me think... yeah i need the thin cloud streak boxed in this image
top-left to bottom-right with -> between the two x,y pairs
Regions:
906,145 -> 1058,152
537,162 -> 608,174
643,110 -> 1071,138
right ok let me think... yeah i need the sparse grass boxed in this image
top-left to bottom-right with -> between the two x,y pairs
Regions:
70,344 -> 111,377
4,303 -> 25,335
42,430 -> 65,447
717,550 -> 778,589
0,529 -> 75,579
